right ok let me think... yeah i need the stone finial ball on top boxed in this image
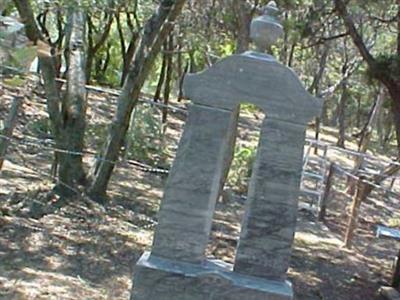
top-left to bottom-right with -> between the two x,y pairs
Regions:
250,1 -> 284,52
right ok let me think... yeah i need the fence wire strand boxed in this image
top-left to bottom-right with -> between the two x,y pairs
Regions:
2,64 -> 400,199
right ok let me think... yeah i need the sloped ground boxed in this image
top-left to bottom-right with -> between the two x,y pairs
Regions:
1,76 -> 399,299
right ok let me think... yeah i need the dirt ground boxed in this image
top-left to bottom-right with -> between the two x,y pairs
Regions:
1,76 -> 399,299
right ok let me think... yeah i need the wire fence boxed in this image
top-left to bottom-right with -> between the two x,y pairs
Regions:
2,63 -> 400,203
0,133 -> 170,175
305,138 -> 400,197
2,131 -> 399,200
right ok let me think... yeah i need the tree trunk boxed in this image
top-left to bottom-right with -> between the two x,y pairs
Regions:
154,42 -> 167,102
337,81 -> 349,148
310,44 -> 330,154
0,95 -> 23,171
334,0 -> 400,153
86,12 -> 114,83
88,0 -> 187,200
14,0 -> 88,197
387,82 -> 400,153
356,96 -> 361,128
233,1 -> 252,54
162,34 -> 174,124
56,7 -> 88,195
121,36 -> 138,86
347,87 -> 385,195
318,163 -> 335,222
116,11 -> 139,86
356,88 -> 384,168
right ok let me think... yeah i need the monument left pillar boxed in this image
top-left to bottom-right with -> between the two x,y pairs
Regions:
131,103 -> 237,299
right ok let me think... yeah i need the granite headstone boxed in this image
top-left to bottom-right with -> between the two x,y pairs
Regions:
131,2 -> 322,299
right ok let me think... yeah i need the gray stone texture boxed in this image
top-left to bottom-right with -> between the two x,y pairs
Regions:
131,252 -> 293,300
131,48 -> 321,300
183,52 -> 321,123
151,104 -> 237,263
234,118 -> 306,280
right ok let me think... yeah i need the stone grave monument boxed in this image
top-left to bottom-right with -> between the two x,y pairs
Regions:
131,2 -> 322,299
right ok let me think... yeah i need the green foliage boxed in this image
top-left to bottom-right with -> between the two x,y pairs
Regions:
8,46 -> 37,70
124,104 -> 166,165
2,76 -> 26,87
370,54 -> 400,81
228,144 -> 257,193
86,122 -> 108,151
27,117 -> 52,138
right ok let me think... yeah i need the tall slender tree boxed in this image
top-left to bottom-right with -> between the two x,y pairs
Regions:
88,0 -> 187,199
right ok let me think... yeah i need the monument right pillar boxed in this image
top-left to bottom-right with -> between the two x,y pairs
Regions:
234,117 -> 306,280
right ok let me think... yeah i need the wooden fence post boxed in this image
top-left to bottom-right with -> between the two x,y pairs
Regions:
392,249 -> 400,288
318,162 -> 335,221
343,178 -> 367,249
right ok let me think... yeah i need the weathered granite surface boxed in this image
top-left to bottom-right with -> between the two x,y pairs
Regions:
183,52 -> 320,124
131,2 -> 322,299
234,118 -> 306,280
151,104 -> 237,263
131,252 -> 293,300
131,52 -> 320,299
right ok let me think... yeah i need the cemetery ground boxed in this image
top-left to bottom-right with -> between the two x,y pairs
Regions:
1,81 -> 400,300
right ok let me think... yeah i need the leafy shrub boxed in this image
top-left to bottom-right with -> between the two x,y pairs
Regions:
227,144 -> 257,194
27,117 -> 52,138
124,104 -> 166,165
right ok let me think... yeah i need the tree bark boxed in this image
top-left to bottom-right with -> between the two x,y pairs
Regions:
162,34 -> 174,124
334,0 -> 400,154
86,12 -> 114,83
310,44 -> 330,154
232,1 -> 252,54
337,81 -> 349,148
13,0 -> 88,197
88,0 -> 187,200
318,163 -> 335,222
356,88 -> 385,168
116,11 -> 139,86
0,95 -> 23,171
347,88 -> 385,195
56,7 -> 88,195
153,42 -> 167,102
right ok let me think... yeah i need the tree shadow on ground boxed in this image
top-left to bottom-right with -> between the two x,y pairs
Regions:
0,183 -> 159,300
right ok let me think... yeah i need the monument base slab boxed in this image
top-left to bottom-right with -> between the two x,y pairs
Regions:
131,252 -> 293,300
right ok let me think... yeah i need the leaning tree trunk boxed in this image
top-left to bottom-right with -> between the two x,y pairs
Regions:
0,95 -> 23,171
86,12 -> 114,83
162,34 -> 174,124
56,7 -> 88,195
153,41 -> 167,102
88,0 -> 187,200
310,44 -> 330,154
13,0 -> 88,197
337,81 -> 349,148
347,87 -> 385,195
333,0 -> 400,248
